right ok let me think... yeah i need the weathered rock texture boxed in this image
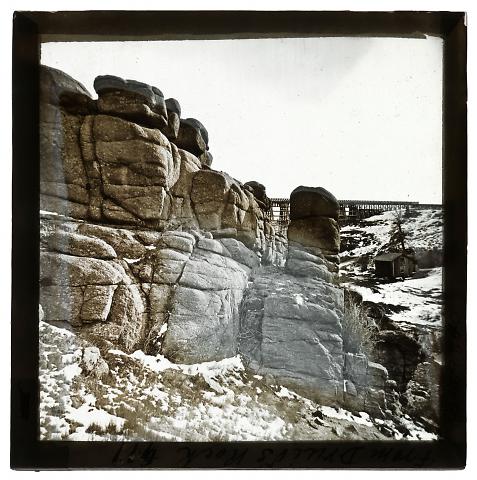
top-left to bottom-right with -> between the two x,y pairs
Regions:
40,66 -> 286,258
40,216 -> 257,358
39,66 -> 389,416
404,360 -> 440,424
239,190 -> 389,412
40,65 -> 286,357
239,267 -> 345,404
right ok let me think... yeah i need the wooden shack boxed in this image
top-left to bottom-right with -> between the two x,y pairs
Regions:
374,252 -> 417,278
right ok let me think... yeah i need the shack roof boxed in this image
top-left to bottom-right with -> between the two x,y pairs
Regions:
374,252 -> 404,262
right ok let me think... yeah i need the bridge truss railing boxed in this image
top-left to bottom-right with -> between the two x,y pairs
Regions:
267,198 -> 441,229
267,198 -> 290,234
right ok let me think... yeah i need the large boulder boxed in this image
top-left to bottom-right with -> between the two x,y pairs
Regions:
190,170 -> 277,255
244,181 -> 271,210
191,170 -> 230,230
165,97 -> 181,116
92,114 -> 181,222
219,238 -> 260,269
47,230 -> 117,259
94,75 -> 168,129
285,244 -> 333,281
290,186 -> 339,221
175,118 -> 208,158
199,151 -> 213,167
40,252 -> 124,286
287,186 -> 340,265
110,284 -> 148,351
77,223 -> 147,258
160,247 -> 250,362
80,285 -> 117,322
40,65 -> 92,111
161,286 -> 245,363
343,353 -> 389,416
178,247 -> 249,291
184,117 -> 209,145
40,284 -> 84,326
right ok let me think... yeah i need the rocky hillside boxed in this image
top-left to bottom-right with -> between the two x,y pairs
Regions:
339,208 -> 443,328
39,66 -> 437,441
39,318 -> 434,442
340,208 -> 443,271
339,209 -> 443,431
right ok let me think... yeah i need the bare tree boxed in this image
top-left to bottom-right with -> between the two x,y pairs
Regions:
389,209 -> 408,253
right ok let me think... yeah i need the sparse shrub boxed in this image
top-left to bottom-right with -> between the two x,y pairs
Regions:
48,404 -> 66,418
86,421 -> 121,435
103,422 -> 122,435
209,430 -> 228,442
67,420 -> 82,436
237,324 -> 262,366
85,422 -> 104,434
342,295 -> 376,358
114,402 -> 138,424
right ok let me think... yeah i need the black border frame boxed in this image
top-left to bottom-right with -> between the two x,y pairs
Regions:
11,10 -> 467,469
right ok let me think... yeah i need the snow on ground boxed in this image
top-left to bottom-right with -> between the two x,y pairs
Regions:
340,209 -> 442,259
102,349 -> 295,441
67,390 -> 126,441
39,321 -> 83,440
339,208 -> 443,328
340,210 -> 397,258
347,268 -> 442,326
38,209 -> 443,443
40,320 -> 304,441
318,406 -> 373,427
39,320 -> 436,442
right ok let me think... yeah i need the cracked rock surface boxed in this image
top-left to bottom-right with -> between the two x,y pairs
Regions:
39,66 -> 390,416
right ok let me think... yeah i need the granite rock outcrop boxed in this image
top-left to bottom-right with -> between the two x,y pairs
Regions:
239,189 -> 389,412
39,65 -> 390,416
40,65 -> 286,361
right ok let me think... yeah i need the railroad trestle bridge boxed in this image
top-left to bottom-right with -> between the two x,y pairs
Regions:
266,198 -> 441,233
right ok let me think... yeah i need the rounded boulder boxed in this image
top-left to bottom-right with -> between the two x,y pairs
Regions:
290,186 -> 339,220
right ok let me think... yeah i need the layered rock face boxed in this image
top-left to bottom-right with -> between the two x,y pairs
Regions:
40,66 -> 389,416
40,216 -> 256,359
40,67 -> 285,256
239,188 -> 389,412
40,65 -> 286,362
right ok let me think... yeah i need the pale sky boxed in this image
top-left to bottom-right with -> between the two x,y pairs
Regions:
41,37 -> 443,203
